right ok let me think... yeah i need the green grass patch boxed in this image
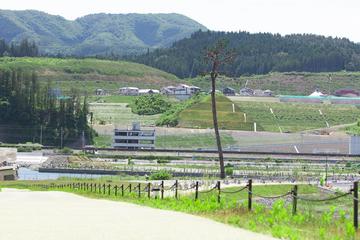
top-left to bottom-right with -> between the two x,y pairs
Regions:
156,133 -> 236,149
233,100 -> 360,132
177,94 -> 258,131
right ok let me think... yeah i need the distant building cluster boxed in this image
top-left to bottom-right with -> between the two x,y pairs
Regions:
115,84 -> 201,100
239,87 -> 273,97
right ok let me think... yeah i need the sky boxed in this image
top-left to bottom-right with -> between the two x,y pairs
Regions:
1,0 -> 360,42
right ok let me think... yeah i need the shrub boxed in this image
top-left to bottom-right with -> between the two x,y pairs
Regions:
225,167 -> 234,176
157,159 -> 170,164
131,95 -> 171,115
58,147 -> 74,154
156,93 -> 204,127
149,170 -> 173,180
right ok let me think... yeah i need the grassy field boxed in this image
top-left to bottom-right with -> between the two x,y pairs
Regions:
89,103 -> 160,127
233,100 -> 360,132
89,95 -> 136,104
0,181 -> 357,240
94,133 -> 236,149
178,95 -> 257,131
0,57 -> 179,93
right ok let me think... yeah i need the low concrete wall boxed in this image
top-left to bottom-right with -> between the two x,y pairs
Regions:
0,148 -> 17,163
0,167 -> 17,181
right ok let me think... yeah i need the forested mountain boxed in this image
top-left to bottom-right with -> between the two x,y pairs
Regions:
129,31 -> 360,78
0,10 -> 206,56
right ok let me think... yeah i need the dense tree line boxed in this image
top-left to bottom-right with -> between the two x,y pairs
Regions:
0,39 -> 39,57
0,68 -> 91,146
128,30 -> 360,78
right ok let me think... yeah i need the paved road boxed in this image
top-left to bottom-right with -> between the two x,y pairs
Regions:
0,189 -> 276,240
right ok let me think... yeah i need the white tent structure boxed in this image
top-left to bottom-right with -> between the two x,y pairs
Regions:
309,90 -> 325,97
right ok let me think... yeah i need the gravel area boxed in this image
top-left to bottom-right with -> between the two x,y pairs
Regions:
0,188 -> 277,240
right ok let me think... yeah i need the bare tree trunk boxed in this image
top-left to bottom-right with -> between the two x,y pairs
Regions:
211,70 -> 225,179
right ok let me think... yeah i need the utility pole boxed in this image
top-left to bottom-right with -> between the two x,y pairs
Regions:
325,155 -> 328,185
40,125 -> 43,145
82,130 -> 85,149
60,127 -> 63,149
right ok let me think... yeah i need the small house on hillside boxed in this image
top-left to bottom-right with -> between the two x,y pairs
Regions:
138,89 -> 160,95
222,87 -> 236,96
263,89 -> 273,97
334,89 -> 360,97
119,87 -> 139,96
95,89 -> 106,96
239,87 -> 254,96
161,84 -> 201,100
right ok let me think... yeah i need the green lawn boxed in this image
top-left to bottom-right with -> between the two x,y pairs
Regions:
156,133 -> 236,149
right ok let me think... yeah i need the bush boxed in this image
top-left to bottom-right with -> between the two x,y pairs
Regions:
157,159 -> 170,164
149,170 -> 173,180
156,93 -> 204,127
58,147 -> 74,154
131,95 -> 171,115
225,167 -> 234,176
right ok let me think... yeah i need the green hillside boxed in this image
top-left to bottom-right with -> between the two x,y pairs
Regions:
0,57 -> 179,93
175,95 -> 360,132
187,72 -> 360,96
0,10 -> 206,55
178,95 -> 257,130
233,99 -> 360,132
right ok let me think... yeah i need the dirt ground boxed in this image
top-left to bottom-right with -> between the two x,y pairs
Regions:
0,189 -> 276,240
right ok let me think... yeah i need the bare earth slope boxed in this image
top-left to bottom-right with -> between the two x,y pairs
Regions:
0,189 -> 276,240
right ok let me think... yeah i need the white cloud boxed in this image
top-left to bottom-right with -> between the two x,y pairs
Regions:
1,0 -> 360,42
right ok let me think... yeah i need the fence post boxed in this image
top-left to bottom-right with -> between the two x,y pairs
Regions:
90,183 -> 93,192
129,184 -> 132,193
121,184 -> 124,197
94,183 -> 97,192
147,183 -> 151,199
114,185 -> 118,196
86,183 -> 89,191
248,179 -> 252,211
98,183 -> 101,194
138,183 -> 141,198
354,181 -> 359,230
161,181 -> 164,200
217,181 -> 221,203
175,180 -> 178,200
103,184 -> 106,195
292,185 -> 298,215
108,184 -> 111,195
195,181 -> 199,201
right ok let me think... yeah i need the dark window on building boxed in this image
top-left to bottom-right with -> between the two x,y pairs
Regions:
115,132 -> 127,136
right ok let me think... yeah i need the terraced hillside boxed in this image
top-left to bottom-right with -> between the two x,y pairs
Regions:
0,57 -> 179,93
178,95 -> 259,131
233,99 -> 360,132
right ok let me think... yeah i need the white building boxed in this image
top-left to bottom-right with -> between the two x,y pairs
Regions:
119,87 -> 139,96
112,123 -> 155,149
161,84 -> 201,100
138,89 -> 160,95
